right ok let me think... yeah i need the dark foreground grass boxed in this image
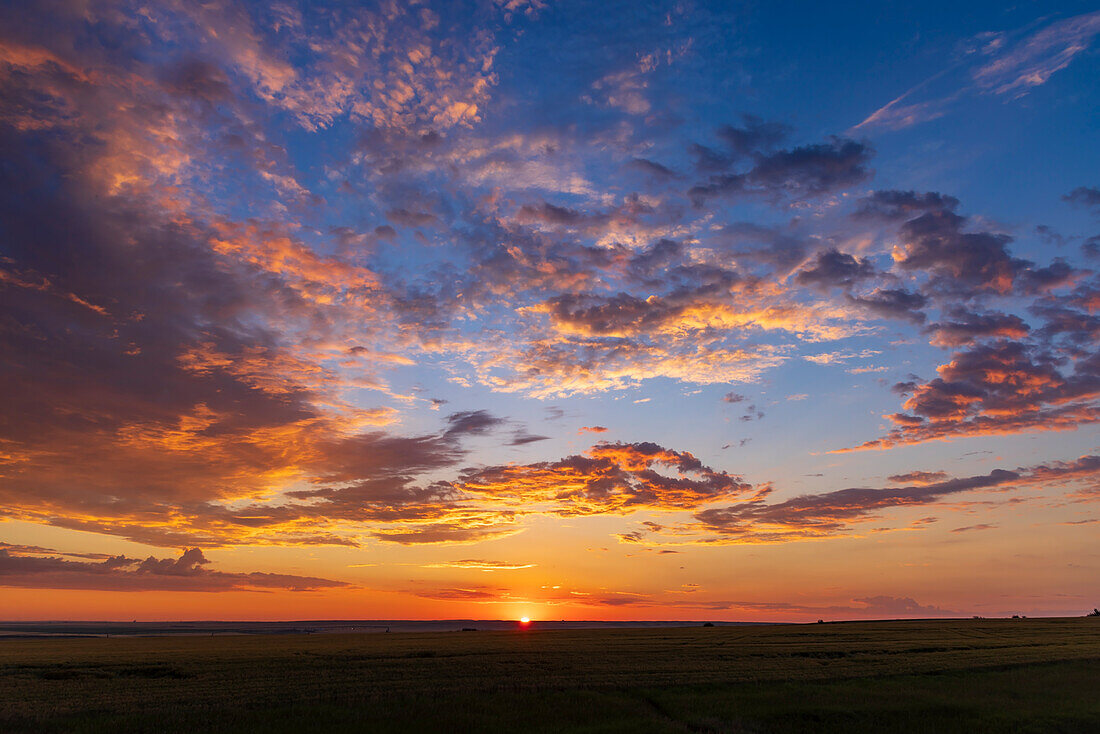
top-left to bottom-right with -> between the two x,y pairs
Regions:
2,618 -> 1098,733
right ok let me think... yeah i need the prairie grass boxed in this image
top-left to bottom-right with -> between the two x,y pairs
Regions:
1,618 -> 1098,732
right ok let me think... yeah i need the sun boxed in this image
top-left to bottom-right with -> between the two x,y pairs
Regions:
519,616 -> 531,625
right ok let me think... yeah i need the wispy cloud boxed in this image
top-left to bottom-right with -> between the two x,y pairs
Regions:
857,11 -> 1100,131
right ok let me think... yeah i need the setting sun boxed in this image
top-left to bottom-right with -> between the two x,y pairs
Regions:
1,0 -> 1098,650
2,0 -> 1098,730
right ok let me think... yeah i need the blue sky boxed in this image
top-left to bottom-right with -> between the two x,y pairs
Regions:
0,0 -> 1097,620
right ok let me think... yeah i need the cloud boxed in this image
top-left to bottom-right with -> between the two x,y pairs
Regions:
715,115 -> 791,157
1064,186 -> 1100,211
846,288 -> 929,324
508,430 -> 550,446
562,590 -> 957,619
844,340 -> 1100,450
892,210 -> 1026,294
857,12 -> 1100,131
693,468 -> 1021,542
795,250 -> 876,290
443,410 -> 505,437
453,442 -> 753,516
0,546 -> 348,592
927,309 -> 1030,347
951,524 -> 996,533
421,559 -> 536,571
855,190 -> 961,220
689,455 -> 1100,543
407,586 -> 503,601
888,471 -> 949,485
625,157 -> 677,180
689,136 -> 872,204
853,93 -> 955,132
472,335 -> 791,398
0,0 -> 1094,569
972,12 -> 1100,96
849,596 -> 955,617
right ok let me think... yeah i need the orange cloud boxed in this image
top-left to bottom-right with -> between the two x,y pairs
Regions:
454,442 -> 752,516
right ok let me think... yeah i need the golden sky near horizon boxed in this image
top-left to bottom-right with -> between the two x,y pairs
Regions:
1,0 -> 1098,622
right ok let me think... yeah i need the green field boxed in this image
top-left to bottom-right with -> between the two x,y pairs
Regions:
2,618 -> 1099,733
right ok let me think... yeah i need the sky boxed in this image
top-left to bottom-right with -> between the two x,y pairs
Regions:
0,0 -> 1098,623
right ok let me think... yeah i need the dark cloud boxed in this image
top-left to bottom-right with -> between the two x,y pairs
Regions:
738,404 -> 765,422
847,340 -> 1100,449
849,596 -> 954,617
1031,297 -> 1100,354
508,430 -> 549,445
689,137 -> 872,204
443,410 -> 505,437
541,292 -> 667,336
893,210 -> 1027,294
357,127 -> 445,174
926,309 -> 1030,347
1018,259 -> 1079,294
544,407 -> 566,421
747,138 -> 872,197
795,249 -> 876,290
846,288 -> 928,323
573,592 -> 956,618
516,202 -> 588,226
689,142 -> 734,172
951,524 -> 996,533
625,157 -> 677,179
160,58 -> 232,103
1034,224 -> 1068,248
686,116 -> 790,173
691,454 -> 1100,543
888,470 -> 949,485
694,468 -> 1021,541
0,547 -> 349,592
386,208 -> 438,227
511,195 -> 669,239
627,238 -> 684,281
1064,186 -> 1100,211
854,190 -> 959,220
714,115 -> 790,156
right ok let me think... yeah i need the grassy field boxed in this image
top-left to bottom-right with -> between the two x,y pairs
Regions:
2,618 -> 1098,733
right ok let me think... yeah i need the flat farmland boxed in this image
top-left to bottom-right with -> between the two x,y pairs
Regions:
2,618 -> 1099,733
